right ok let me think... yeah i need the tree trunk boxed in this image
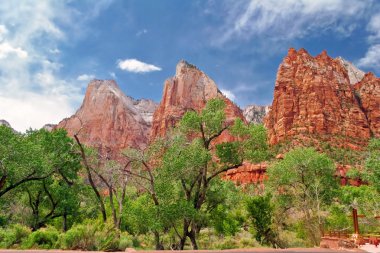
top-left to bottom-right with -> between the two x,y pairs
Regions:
179,219 -> 190,250
179,236 -> 187,250
63,212 -> 68,232
154,231 -> 164,250
189,229 -> 198,250
109,185 -> 118,227
304,208 -> 319,246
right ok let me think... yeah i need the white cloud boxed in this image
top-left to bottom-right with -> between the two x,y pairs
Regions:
367,13 -> 380,42
0,93 -> 75,132
0,42 -> 28,59
0,1 -> 84,132
220,89 -> 236,101
77,74 -> 95,81
117,58 -> 162,73
357,44 -> 380,69
212,0 -> 371,45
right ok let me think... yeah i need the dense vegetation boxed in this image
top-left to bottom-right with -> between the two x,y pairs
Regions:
0,99 -> 379,250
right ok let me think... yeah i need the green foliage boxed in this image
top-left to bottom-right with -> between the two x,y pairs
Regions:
118,232 -> 134,250
21,227 -> 59,249
58,220 -> 120,251
0,224 -> 31,248
325,204 -> 351,232
338,185 -> 380,218
363,138 -> 380,192
246,195 -> 278,247
267,147 -> 338,246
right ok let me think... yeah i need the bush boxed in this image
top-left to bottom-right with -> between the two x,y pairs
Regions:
21,227 -> 59,249
0,224 -> 31,248
58,219 -> 120,251
118,232 -> 134,250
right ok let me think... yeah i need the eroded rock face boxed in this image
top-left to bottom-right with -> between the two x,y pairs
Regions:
354,73 -> 380,138
243,105 -> 270,124
131,98 -> 158,126
264,48 -> 371,149
151,60 -> 245,140
336,57 -> 365,85
56,80 -> 156,159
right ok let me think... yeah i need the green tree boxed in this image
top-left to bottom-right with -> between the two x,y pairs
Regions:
0,128 -> 82,230
363,138 -> 380,192
266,147 -> 338,246
0,126 -> 52,197
246,195 -> 282,247
157,98 -> 269,249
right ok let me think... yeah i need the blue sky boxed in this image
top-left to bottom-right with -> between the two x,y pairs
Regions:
0,0 -> 379,131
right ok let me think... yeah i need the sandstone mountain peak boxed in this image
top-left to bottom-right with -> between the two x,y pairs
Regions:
56,80 -> 157,160
175,59 -> 198,76
151,61 -> 244,140
264,48 -> 371,149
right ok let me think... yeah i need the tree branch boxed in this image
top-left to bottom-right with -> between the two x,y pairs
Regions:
0,171 -> 53,197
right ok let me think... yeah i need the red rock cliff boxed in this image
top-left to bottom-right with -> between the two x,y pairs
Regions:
353,72 -> 380,138
264,48 -> 371,149
151,60 -> 244,140
57,80 -> 157,159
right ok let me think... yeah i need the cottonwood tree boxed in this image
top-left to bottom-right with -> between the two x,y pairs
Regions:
0,128 -> 81,230
266,147 -> 338,246
138,98 -> 270,250
0,126 -> 54,197
246,194 -> 284,248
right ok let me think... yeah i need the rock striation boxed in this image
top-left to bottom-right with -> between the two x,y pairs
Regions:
353,72 -> 380,138
243,105 -> 270,124
151,60 -> 245,140
56,80 -> 157,160
131,98 -> 158,126
264,48 -> 371,149
336,57 -> 365,85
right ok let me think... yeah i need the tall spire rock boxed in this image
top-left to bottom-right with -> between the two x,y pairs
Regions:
151,60 -> 244,140
56,80 -> 158,159
264,49 -> 370,149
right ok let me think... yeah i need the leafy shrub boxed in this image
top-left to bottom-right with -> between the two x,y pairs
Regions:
0,224 -> 31,248
58,219 -> 119,251
118,232 -> 134,250
21,227 -> 59,249
215,236 -> 238,249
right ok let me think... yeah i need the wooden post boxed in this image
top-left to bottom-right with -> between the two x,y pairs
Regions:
353,208 -> 359,235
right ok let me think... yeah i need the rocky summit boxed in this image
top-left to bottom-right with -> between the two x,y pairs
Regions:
264,48 -> 372,149
150,60 -> 245,141
56,80 -> 158,160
